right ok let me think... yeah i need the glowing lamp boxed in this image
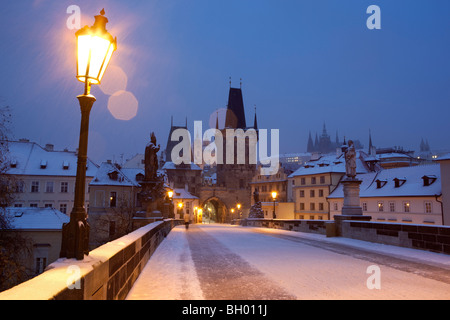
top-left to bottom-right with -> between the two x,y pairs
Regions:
76,9 -> 117,87
271,191 -> 278,200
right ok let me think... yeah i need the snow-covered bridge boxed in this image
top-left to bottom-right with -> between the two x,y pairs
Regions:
1,221 -> 450,300
126,224 -> 450,300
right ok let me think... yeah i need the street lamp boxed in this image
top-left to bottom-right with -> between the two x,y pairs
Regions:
60,9 -> 117,260
271,191 -> 277,219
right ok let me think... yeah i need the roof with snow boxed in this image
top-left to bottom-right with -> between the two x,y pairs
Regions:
4,207 -> 69,230
4,140 -> 98,177
172,188 -> 198,200
162,161 -> 202,171
328,164 -> 441,199
90,162 -> 143,187
288,152 -> 369,177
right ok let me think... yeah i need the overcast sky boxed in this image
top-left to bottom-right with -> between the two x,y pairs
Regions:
1,0 -> 450,163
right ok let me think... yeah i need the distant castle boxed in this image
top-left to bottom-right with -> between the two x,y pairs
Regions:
306,123 -> 363,154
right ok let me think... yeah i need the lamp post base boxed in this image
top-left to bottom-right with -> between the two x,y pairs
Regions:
60,208 -> 90,260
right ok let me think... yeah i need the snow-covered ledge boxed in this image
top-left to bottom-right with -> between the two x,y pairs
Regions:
0,219 -> 183,300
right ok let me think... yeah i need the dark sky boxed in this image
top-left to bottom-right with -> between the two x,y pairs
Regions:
1,0 -> 450,163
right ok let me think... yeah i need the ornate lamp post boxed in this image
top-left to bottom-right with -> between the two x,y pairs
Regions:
60,9 -> 117,260
271,191 -> 277,219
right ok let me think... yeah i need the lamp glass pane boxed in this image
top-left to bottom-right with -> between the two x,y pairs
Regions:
88,36 -> 111,84
77,35 -> 92,83
97,43 -> 115,83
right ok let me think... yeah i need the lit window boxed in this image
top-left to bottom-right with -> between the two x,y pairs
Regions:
403,202 -> 410,213
378,202 -> 384,212
110,192 -> 117,208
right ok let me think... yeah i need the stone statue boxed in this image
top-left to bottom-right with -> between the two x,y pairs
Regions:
144,132 -> 160,181
253,189 -> 260,203
345,140 -> 357,178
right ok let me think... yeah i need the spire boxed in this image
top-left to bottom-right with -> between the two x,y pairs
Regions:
215,110 -> 219,130
253,105 -> 258,130
314,132 -> 319,151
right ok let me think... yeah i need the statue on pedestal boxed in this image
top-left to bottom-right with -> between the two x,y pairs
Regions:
344,140 -> 357,179
145,132 -> 160,181
249,189 -> 264,218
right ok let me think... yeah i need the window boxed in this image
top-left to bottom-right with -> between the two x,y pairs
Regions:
362,202 -> 368,212
46,181 -> 54,193
301,178 -> 306,185
320,176 -> 325,184
310,190 -> 315,197
425,202 -> 432,213
15,181 -> 24,193
403,201 -> 410,213
319,203 -> 324,211
389,202 -> 395,212
60,204 -> 67,214
110,192 -> 117,208
310,203 -> 315,211
311,177 -> 316,185
299,203 -> 305,210
60,182 -> 68,193
299,190 -> 304,197
44,203 -> 53,208
378,202 -> 384,212
318,189 -> 324,197
31,181 -> 39,193
30,203 -> 38,208
35,257 -> 47,275
14,203 -> 23,208
333,202 -> 338,211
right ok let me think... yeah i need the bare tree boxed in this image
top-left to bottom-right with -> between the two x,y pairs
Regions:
0,105 -> 34,292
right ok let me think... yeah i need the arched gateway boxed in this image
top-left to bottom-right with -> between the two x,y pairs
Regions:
198,187 -> 252,224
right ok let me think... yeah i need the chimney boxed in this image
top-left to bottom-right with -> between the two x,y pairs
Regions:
45,144 -> 54,151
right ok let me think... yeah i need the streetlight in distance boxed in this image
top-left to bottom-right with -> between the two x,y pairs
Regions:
60,9 -> 117,260
271,191 -> 277,219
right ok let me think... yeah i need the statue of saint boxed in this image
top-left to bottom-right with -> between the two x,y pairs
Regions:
144,132 -> 160,181
345,140 -> 357,178
253,189 -> 260,203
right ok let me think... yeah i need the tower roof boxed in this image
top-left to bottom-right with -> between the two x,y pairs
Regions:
225,87 -> 246,129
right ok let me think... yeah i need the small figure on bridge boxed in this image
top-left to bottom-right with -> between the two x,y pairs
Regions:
184,212 -> 190,230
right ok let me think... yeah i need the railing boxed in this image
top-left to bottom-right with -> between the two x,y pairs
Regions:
0,219 -> 183,300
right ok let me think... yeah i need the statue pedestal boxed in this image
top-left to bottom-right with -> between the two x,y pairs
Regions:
137,180 -> 163,218
249,201 -> 264,218
341,178 -> 363,215
334,177 -> 371,236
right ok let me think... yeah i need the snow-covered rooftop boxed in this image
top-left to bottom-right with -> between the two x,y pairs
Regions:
90,162 -> 143,187
4,140 -> 98,177
289,152 -> 369,177
4,207 -> 69,230
172,188 -> 198,200
162,161 -> 202,171
328,164 -> 441,199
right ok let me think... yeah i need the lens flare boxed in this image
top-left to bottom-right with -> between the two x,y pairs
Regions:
107,90 -> 138,121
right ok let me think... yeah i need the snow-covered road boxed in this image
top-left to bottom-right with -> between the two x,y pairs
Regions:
126,224 -> 450,300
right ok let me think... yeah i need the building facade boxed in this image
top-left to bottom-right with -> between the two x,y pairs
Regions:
289,151 -> 372,220
5,140 -> 97,215
328,164 -> 443,225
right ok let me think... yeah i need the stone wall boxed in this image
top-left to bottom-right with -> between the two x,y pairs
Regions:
0,219 -> 183,300
341,221 -> 450,255
242,218 -> 329,235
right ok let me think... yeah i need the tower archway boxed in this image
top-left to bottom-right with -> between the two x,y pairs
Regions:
200,196 -> 230,223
